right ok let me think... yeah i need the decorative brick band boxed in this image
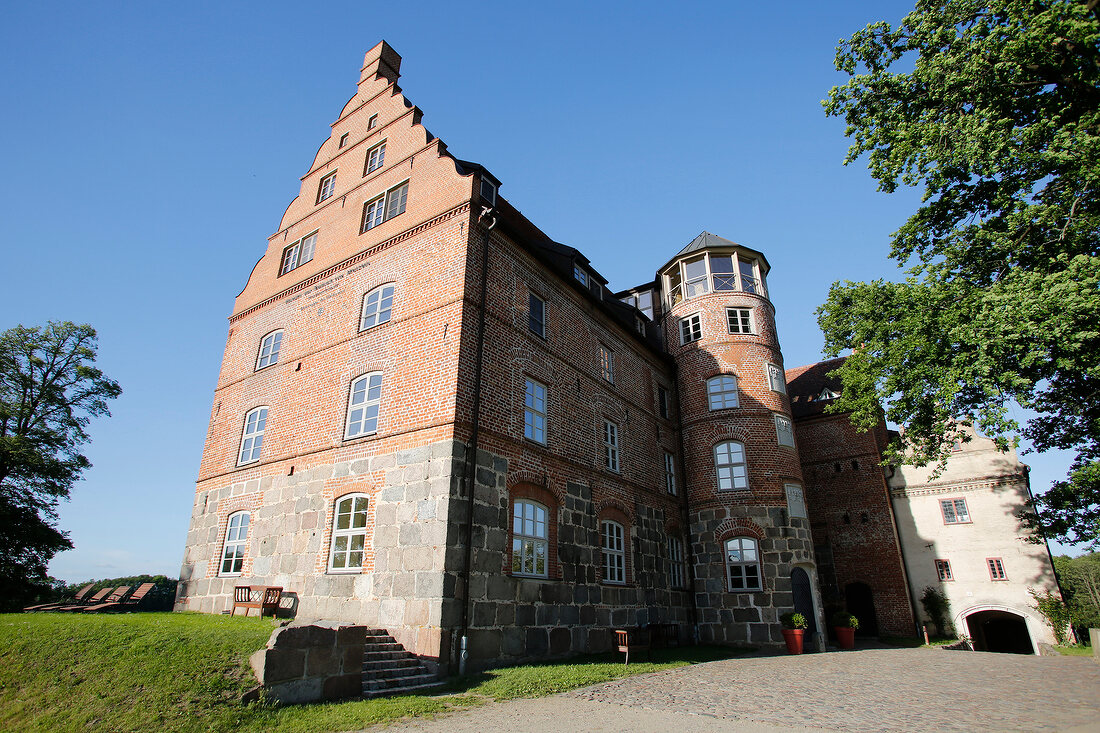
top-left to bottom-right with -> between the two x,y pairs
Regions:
890,473 -> 1026,498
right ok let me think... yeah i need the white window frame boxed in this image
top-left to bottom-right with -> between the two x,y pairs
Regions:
219,511 -> 250,576
345,372 -> 383,439
707,375 -> 740,410
941,498 -> 971,524
715,440 -> 748,491
766,362 -> 787,394
679,313 -> 702,345
726,307 -> 754,334
367,113 -> 378,129
328,494 -> 369,573
785,483 -> 807,519
338,132 -> 349,148
480,178 -> 497,204
360,181 -> 408,232
524,378 -> 547,444
317,170 -> 337,203
987,557 -> 1007,581
668,536 -> 685,589
512,499 -> 549,577
573,264 -> 588,286
936,558 -> 954,581
603,420 -> 620,472
662,251 -> 766,308
601,520 -> 626,584
255,330 -> 283,370
360,284 -> 396,330
775,414 -> 795,447
664,451 -> 677,495
725,536 -> 762,591
238,407 -> 267,465
366,141 -> 386,174
528,292 -> 545,338
279,231 -> 317,276
599,345 -> 614,383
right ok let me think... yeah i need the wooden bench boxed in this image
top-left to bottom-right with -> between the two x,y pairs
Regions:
614,627 -> 652,665
232,586 -> 282,617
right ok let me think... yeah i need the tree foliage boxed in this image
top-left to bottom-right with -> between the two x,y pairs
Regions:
0,322 -> 121,607
1054,552 -> 1100,631
819,0 -> 1100,542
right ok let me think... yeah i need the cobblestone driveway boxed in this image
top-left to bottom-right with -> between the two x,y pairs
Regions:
386,648 -> 1100,732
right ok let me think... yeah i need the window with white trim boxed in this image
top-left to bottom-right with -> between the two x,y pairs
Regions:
766,362 -> 787,394
256,330 -> 283,370
219,511 -> 250,576
329,494 -> 369,572
360,181 -> 408,232
512,499 -> 548,577
345,373 -> 382,439
941,498 -> 971,524
601,520 -> 625,584
785,483 -> 807,519
725,537 -> 762,591
360,284 -> 395,330
317,171 -> 337,203
987,557 -> 1007,580
668,536 -> 686,589
524,378 -> 547,444
679,313 -> 702,345
664,451 -> 677,495
726,307 -> 753,334
599,346 -> 614,383
775,414 -> 795,447
367,113 -> 378,129
663,251 -> 766,308
280,232 -> 317,276
573,265 -> 588,286
480,178 -> 497,204
338,132 -> 349,148
684,255 -> 709,298
528,293 -> 545,337
715,440 -> 748,491
238,407 -> 267,465
935,559 -> 953,581
365,142 -> 386,174
707,375 -> 739,410
603,420 -> 620,472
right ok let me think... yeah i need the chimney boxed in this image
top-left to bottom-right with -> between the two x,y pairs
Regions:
360,41 -> 401,86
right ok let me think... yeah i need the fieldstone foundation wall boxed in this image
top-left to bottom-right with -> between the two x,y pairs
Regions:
249,621 -> 366,704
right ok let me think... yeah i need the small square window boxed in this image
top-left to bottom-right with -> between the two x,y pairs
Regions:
987,557 -> 1007,580
480,178 -> 497,205
338,132 -> 349,148
367,114 -> 378,129
941,498 -> 971,524
603,420 -> 620,472
317,171 -> 337,203
366,142 -> 386,174
727,307 -> 753,334
707,375 -> 739,410
573,265 -> 588,286
599,346 -> 614,383
775,414 -> 795,447
679,313 -> 702,345
935,559 -> 953,582
528,293 -> 545,338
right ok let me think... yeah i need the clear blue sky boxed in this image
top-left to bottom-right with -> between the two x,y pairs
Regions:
0,1 -> 1082,582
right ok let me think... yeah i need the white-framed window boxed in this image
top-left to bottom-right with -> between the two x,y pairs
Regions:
345,373 -> 382,439
727,307 -> 753,334
339,132 -> 349,148
707,375 -> 740,410
620,290 -> 654,320
528,293 -> 545,337
668,536 -> 686,589
365,141 -> 386,174
664,451 -> 677,495
367,113 -> 378,129
987,557 -> 1007,581
238,407 -> 267,465
663,251 -> 765,308
360,181 -> 408,232
317,171 -> 337,203
255,330 -> 283,370
679,313 -> 702,345
360,284 -> 396,330
480,178 -> 497,204
941,498 -> 971,524
683,255 -> 710,298
766,362 -> 787,394
775,414 -> 795,447
715,440 -> 748,491
601,520 -> 625,584
935,559 -> 954,581
524,378 -> 547,444
603,420 -> 620,472
512,499 -> 548,577
599,346 -> 614,383
785,483 -> 807,519
280,232 -> 317,276
219,511 -> 250,576
725,537 -> 762,591
573,264 -> 588,286
329,494 -> 369,572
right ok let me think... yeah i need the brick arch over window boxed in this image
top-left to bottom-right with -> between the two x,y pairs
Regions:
506,482 -> 560,579
507,473 -> 563,505
597,504 -> 632,585
715,518 -> 765,543
594,498 -> 634,523
713,424 -> 751,442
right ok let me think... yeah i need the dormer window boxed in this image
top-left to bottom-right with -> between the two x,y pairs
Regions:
817,388 -> 839,401
573,265 -> 588,286
480,178 -> 497,205
662,251 -> 766,307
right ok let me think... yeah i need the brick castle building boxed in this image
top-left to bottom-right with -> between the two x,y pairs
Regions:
176,42 -> 1060,665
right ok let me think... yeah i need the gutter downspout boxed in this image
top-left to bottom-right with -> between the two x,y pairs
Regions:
458,205 -> 496,675
671,366 -> 701,641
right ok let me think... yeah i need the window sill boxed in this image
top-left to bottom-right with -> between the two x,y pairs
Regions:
357,320 -> 393,334
343,431 -> 379,444
326,569 -> 365,575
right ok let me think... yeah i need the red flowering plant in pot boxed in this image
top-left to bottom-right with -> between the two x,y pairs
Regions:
832,612 -> 859,649
780,612 -> 808,654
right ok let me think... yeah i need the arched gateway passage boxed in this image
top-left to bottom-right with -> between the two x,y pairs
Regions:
965,610 -> 1034,654
845,582 -> 879,637
791,567 -> 817,637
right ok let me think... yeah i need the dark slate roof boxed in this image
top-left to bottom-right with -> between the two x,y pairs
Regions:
786,357 -> 846,419
676,231 -> 741,257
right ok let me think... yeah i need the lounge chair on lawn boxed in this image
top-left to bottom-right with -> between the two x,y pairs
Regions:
48,586 -> 114,612
23,584 -> 95,612
83,583 -> 155,613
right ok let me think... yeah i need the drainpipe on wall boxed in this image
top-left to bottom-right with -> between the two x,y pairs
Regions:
671,367 -> 702,642
458,205 -> 496,676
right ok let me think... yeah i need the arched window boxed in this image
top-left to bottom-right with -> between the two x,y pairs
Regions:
329,494 -> 369,572
220,512 -> 250,576
512,499 -> 549,577
725,536 -> 761,591
256,330 -> 283,370
601,520 -> 626,584
360,284 -> 396,330
345,373 -> 383,438
238,407 -> 268,465
707,375 -> 740,410
714,441 -> 748,491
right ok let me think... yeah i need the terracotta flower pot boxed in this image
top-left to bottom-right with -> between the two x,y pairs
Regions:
781,628 -> 805,654
835,626 -> 856,649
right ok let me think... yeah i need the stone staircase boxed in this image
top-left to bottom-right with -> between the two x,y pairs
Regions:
361,629 -> 445,698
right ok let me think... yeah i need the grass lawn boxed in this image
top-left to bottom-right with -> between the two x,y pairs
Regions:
1055,644 -> 1094,657
0,613 -> 741,732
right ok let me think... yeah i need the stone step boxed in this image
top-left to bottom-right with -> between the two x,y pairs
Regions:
363,665 -> 428,681
363,673 -> 440,692
363,641 -> 404,652
362,679 -> 447,699
363,657 -> 421,671
363,649 -> 415,662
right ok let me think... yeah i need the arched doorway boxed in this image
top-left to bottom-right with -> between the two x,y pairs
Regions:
844,582 -> 879,637
965,610 -> 1034,654
791,567 -> 818,638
